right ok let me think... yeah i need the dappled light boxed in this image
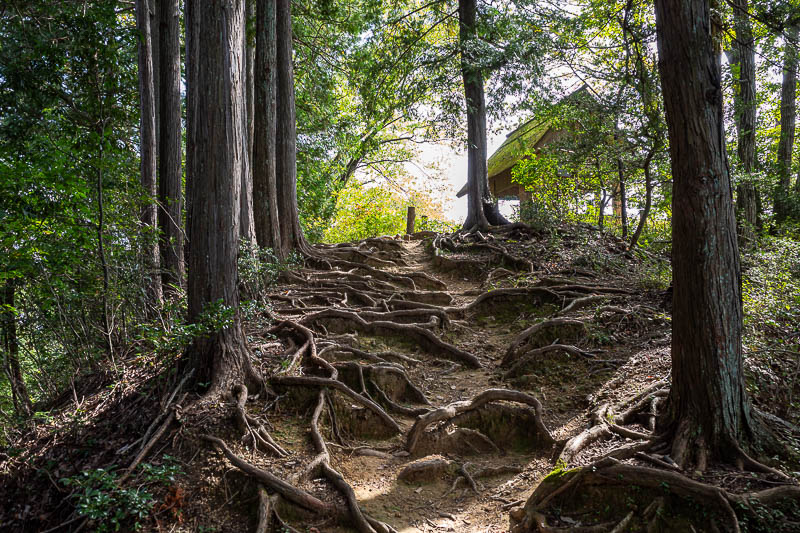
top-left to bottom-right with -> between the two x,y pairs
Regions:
3,0 -> 800,532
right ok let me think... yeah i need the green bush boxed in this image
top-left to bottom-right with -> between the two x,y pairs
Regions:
742,236 -> 800,337
60,456 -> 183,532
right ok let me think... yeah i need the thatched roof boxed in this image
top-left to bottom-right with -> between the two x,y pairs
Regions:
455,86 -> 592,199
456,119 -> 551,198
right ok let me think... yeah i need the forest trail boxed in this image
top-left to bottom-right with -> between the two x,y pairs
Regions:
0,227 -> 675,533
212,228 -> 673,533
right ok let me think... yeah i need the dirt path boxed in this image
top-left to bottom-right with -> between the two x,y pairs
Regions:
237,233 -> 672,533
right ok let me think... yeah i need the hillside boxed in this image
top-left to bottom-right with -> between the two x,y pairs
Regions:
3,225 -> 797,532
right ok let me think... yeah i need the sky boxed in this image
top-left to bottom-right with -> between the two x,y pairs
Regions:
418,129 -> 515,224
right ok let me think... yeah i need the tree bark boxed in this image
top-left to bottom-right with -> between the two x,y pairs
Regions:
654,0 -> 759,468
136,0 -> 163,308
253,0 -> 281,251
629,151 -> 655,248
184,0 -> 197,261
2,280 -> 32,418
186,0 -> 259,393
240,0 -> 256,245
616,158 -> 628,239
246,0 -> 255,168
776,24 -> 798,222
150,0 -> 160,152
158,0 -> 185,292
275,0 -> 307,259
729,0 -> 759,240
458,0 -> 508,231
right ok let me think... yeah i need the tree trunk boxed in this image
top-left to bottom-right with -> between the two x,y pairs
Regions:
184,0 -> 197,261
776,24 -> 798,223
2,280 -> 32,418
136,0 -> 163,308
654,0 -> 760,468
186,0 -> 259,394
253,0 -> 281,251
616,158 -> 628,239
597,190 -> 606,232
458,0 -> 508,231
246,0 -> 255,168
729,0 -> 759,240
158,0 -> 185,292
150,0 -> 160,151
275,0 -> 307,259
239,0 -> 256,245
629,151 -> 655,248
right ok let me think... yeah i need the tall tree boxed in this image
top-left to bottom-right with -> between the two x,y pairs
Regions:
158,0 -> 185,291
459,0 -> 508,231
730,0 -> 760,240
136,0 -> 163,307
654,0 -> 772,467
775,24 -> 798,222
253,0 -> 281,251
186,0 -> 260,393
1,280 -> 32,418
275,0 -> 307,259
240,9 -> 257,248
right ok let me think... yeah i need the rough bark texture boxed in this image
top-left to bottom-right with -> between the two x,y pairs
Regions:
157,0 -> 185,291
253,0 -> 281,251
275,0 -> 307,258
2,280 -> 32,418
458,0 -> 507,231
136,0 -> 163,307
184,0 -> 197,261
246,0 -> 255,167
186,0 -> 258,393
149,0 -> 160,150
730,0 -> 759,239
654,0 -> 756,466
239,0 -> 256,245
776,24 -> 798,222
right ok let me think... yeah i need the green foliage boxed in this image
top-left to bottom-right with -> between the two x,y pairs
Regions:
60,464 -> 158,531
135,299 -> 234,362
742,236 -> 800,336
635,256 -> 672,291
60,456 -> 183,531
417,216 -> 460,234
324,184 -> 408,242
238,242 -> 301,299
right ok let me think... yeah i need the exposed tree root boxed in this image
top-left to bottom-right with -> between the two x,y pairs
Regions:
513,456 -> 800,533
502,344 -> 594,381
503,318 -> 590,366
301,308 -> 482,368
406,389 -> 553,455
445,287 -> 561,319
231,384 -> 287,456
270,376 -> 401,434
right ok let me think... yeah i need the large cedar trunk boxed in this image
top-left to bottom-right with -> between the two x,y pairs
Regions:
458,0 -> 508,231
775,24 -> 798,222
2,280 -> 32,418
275,0 -> 307,259
654,0 -> 758,467
239,0 -> 256,245
136,0 -> 163,307
186,0 -> 259,393
253,0 -> 282,251
730,0 -> 759,239
158,0 -> 185,291
184,0 -> 197,261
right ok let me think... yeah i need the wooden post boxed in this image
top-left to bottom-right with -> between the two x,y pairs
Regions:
406,206 -> 416,234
